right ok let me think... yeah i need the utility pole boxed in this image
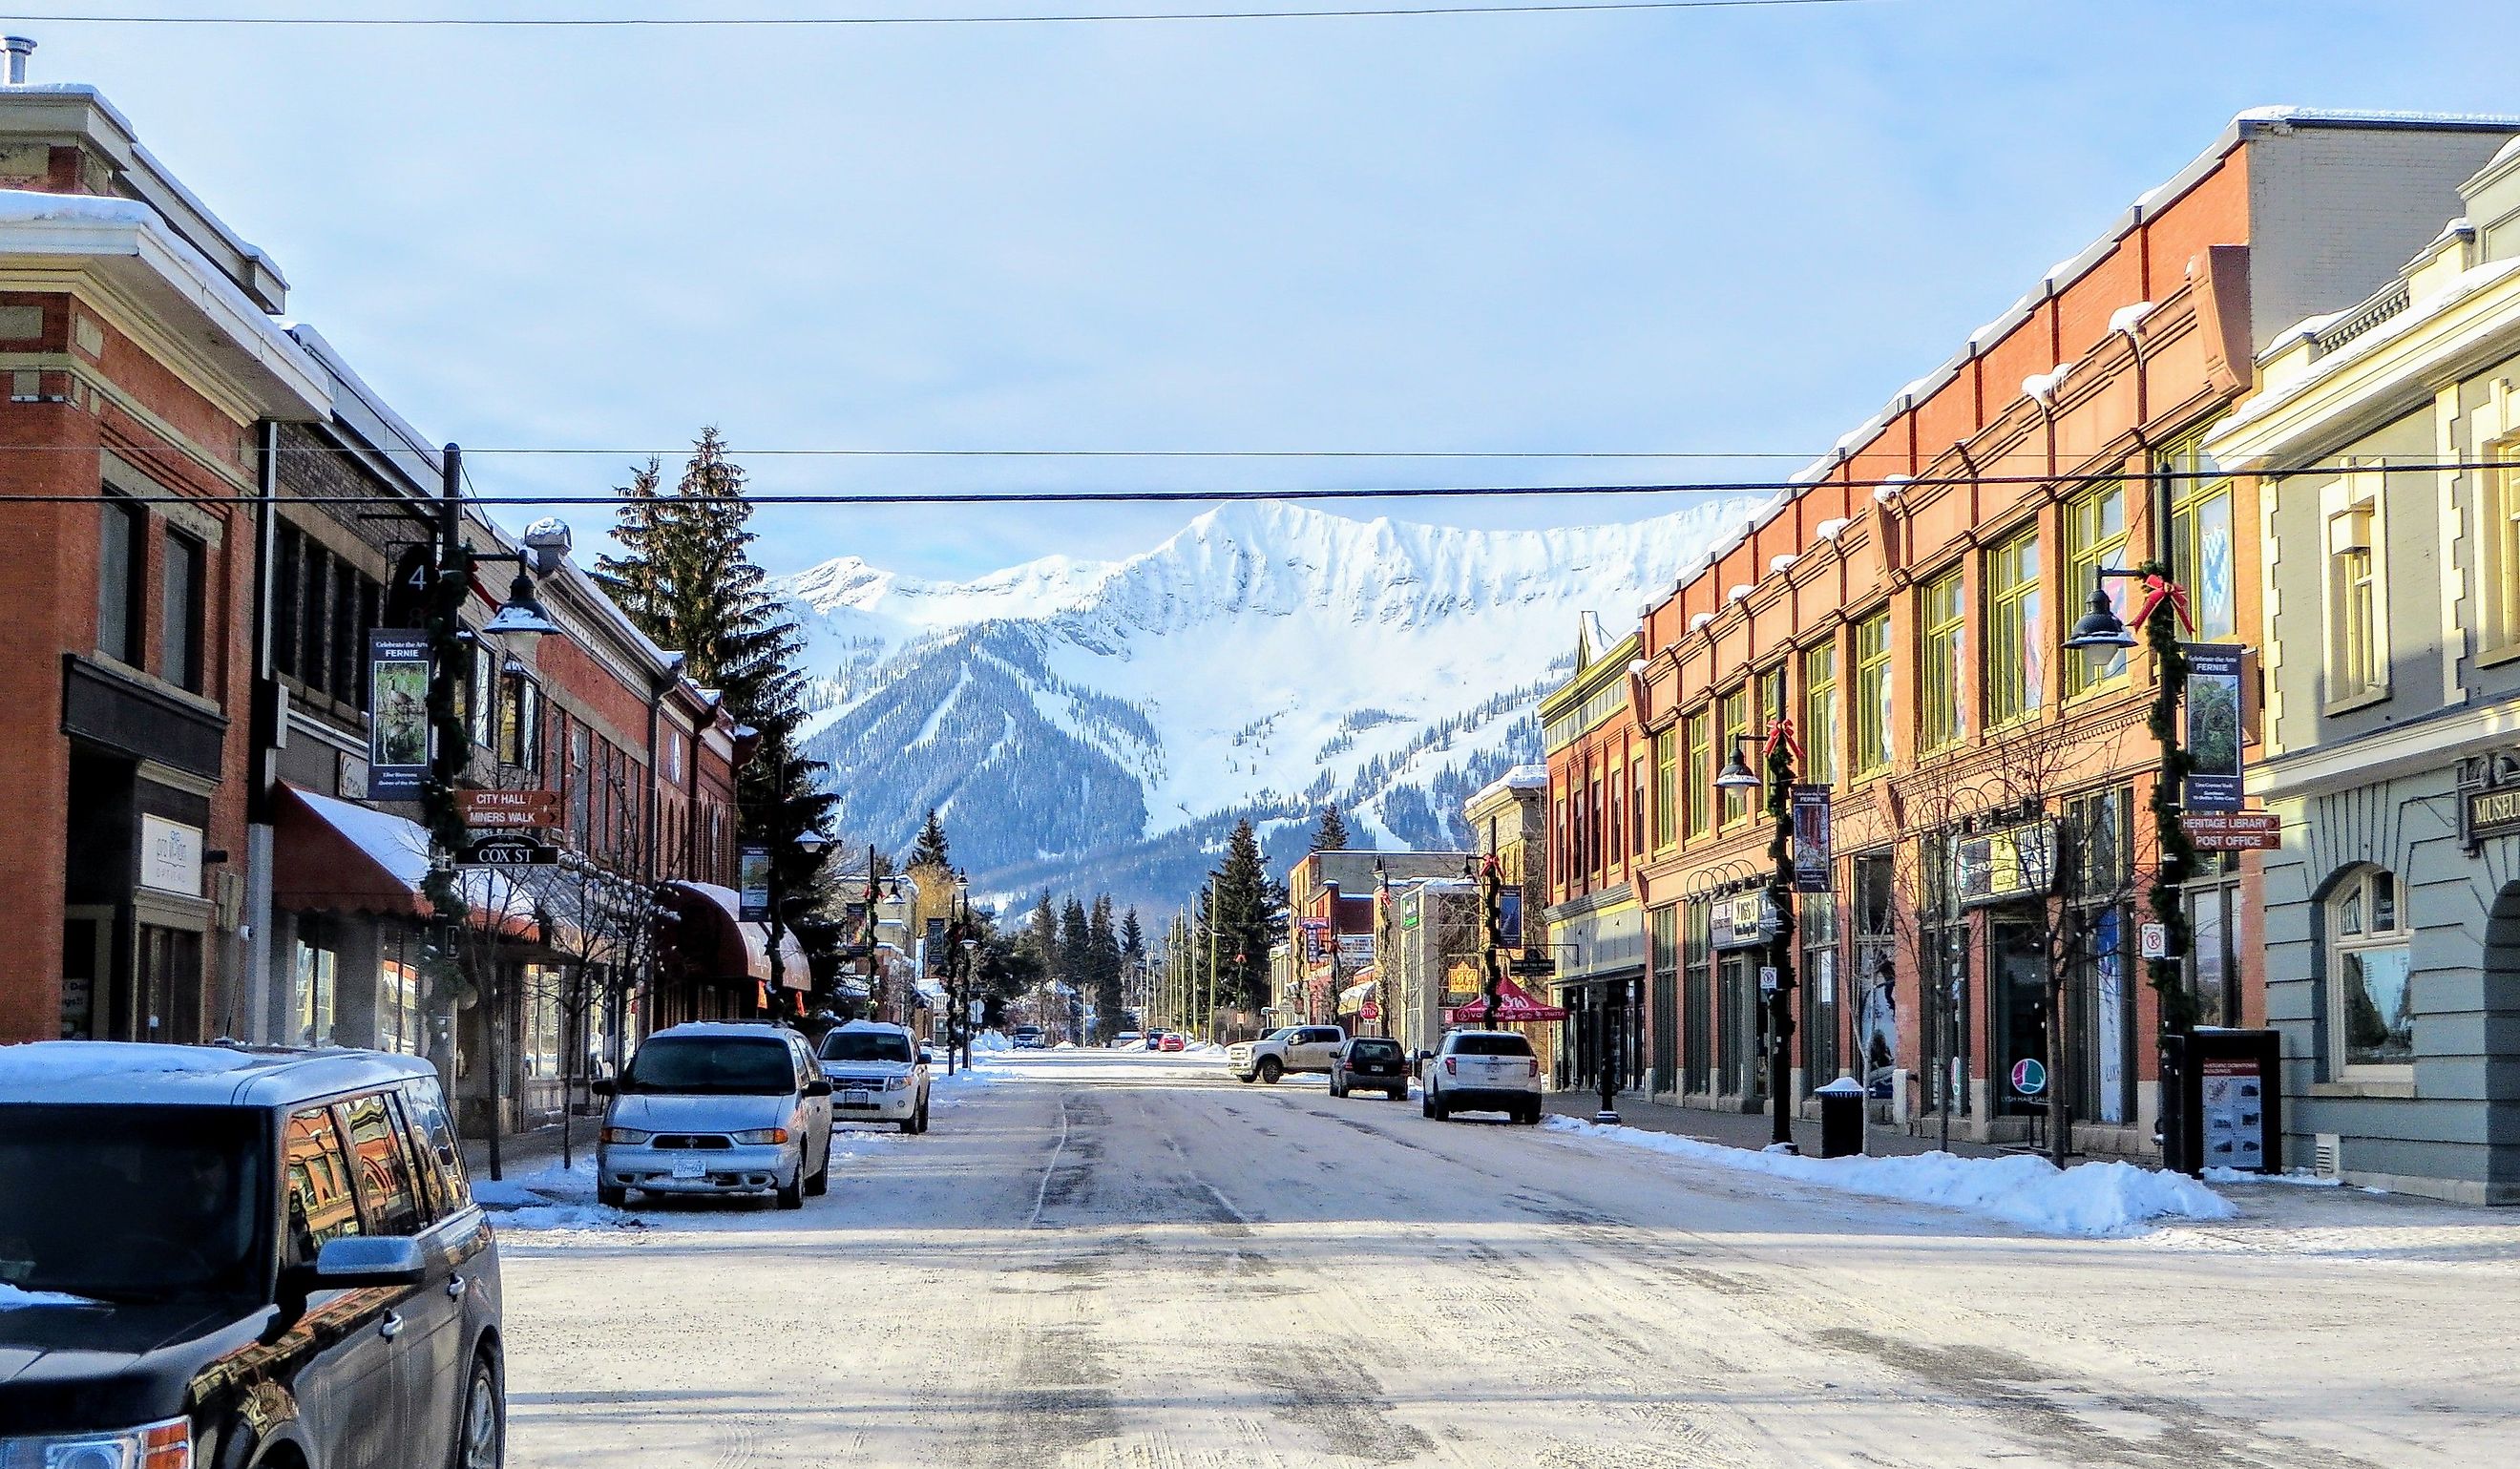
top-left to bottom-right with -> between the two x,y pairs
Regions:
1205,875 -> 1220,1044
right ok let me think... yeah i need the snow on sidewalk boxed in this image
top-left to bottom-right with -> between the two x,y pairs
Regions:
1541,1115 -> 2235,1238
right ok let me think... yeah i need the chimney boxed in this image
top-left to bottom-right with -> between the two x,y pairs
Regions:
2,38 -> 32,86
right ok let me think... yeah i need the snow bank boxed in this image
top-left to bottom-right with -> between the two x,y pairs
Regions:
2204,1166 -> 2343,1188
0,1284 -> 102,1311
0,1040 -> 261,1085
472,1156 -> 642,1232
1543,1117 -> 2236,1238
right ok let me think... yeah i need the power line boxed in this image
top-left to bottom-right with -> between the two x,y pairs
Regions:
0,1 -> 1882,28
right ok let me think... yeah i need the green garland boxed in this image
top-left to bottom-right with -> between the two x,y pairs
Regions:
419,542 -> 476,1011
2137,556 -> 2201,1036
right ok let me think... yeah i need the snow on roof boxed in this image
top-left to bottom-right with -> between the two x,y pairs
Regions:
1815,517 -> 1853,541
2108,301 -> 2157,336
0,1039 -> 262,1087
296,785 -> 432,890
1464,763 -> 1548,812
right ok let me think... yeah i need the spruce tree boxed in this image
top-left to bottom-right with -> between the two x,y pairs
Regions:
1059,897 -> 1092,1039
1088,895 -> 1124,1042
909,808 -> 953,870
1314,803 -> 1351,851
1210,819 -> 1274,1011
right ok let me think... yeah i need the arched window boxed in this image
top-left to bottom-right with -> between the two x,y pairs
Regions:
2330,867 -> 2413,1075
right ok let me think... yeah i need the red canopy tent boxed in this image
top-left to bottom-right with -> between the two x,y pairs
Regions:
1444,976 -> 1566,1026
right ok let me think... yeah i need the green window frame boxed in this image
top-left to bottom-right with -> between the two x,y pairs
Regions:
1918,568 -> 1965,753
1853,611 -> 1893,777
1720,686 -> 1752,829
1801,641 -> 1838,786
1653,728 -> 1677,850
2064,479 -> 2130,696
1984,530 -> 2042,728
2164,430 -> 2237,644
1686,709 -> 1712,838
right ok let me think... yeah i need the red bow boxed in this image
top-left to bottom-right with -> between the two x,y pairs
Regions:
1766,717 -> 1805,766
2131,575 -> 2194,634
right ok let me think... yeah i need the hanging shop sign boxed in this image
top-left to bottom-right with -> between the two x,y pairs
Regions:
1712,890 -> 1774,951
2462,754 -> 2520,851
1792,785 -> 1834,892
365,628 -> 432,801
2184,810 -> 2281,851
456,788 -> 561,829
2471,787 -> 2520,845
1956,821 -> 2056,909
1337,934 -> 1376,968
739,845 -> 771,921
2182,643 -> 2247,813
137,814 -> 203,897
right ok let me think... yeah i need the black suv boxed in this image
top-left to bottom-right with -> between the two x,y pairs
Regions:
1328,1037 -> 1411,1101
0,1042 -> 505,1467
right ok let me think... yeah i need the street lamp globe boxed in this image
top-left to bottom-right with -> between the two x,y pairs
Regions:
483,571 -> 562,645
2063,582 -> 2136,655
1713,745 -> 1763,791
796,830 -> 830,858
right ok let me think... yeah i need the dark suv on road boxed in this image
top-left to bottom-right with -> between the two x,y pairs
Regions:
1328,1037 -> 1410,1101
0,1042 -> 505,1468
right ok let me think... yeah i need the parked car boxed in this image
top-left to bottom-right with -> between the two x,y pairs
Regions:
1422,1029 -> 1544,1123
1228,1024 -> 1345,1083
1011,1025 -> 1048,1050
0,1041 -> 506,1469
1328,1036 -> 1411,1101
596,1021 -> 834,1208
817,1019 -> 933,1134
1112,1031 -> 1143,1049
1143,1031 -> 1167,1050
1158,1033 -> 1186,1053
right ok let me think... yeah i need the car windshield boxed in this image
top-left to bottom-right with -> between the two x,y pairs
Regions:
623,1038 -> 796,1095
0,1104 -> 266,1304
1451,1034 -> 1534,1057
1350,1039 -> 1402,1060
821,1031 -> 914,1064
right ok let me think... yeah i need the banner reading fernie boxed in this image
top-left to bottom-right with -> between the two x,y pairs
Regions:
1792,785 -> 1834,892
2184,643 -> 2246,813
367,628 -> 432,800
739,846 -> 771,922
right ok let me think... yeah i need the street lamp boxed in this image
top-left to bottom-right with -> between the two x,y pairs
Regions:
2062,560 -> 2204,1169
1718,729 -> 1803,1152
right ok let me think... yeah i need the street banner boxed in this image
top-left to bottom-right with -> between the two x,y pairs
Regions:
739,846 -> 770,921
1792,785 -> 1833,892
2183,643 -> 2246,812
1499,891 -> 1524,947
366,628 -> 431,800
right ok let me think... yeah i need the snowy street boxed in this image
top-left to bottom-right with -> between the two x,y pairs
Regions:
493,1051 -> 2520,1468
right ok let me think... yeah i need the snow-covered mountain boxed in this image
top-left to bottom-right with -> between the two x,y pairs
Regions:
785,498 -> 1762,910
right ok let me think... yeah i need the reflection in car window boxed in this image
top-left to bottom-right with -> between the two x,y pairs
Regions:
402,1080 -> 471,1212
284,1105 -> 362,1267
344,1092 -> 425,1236
820,1031 -> 915,1064
624,1038 -> 799,1095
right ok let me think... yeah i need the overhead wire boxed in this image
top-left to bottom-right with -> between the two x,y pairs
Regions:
0,1 -> 1885,28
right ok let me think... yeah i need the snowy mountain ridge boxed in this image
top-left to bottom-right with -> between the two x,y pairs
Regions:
782,498 -> 1760,908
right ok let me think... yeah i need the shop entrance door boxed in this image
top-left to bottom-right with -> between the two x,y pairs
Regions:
1991,913 -> 2048,1117
135,924 -> 203,1045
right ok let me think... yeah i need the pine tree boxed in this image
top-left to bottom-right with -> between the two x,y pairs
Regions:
1314,803 -> 1351,851
1059,897 -> 1092,1039
1088,895 -> 1124,1042
1210,819 -> 1274,1011
909,808 -> 952,870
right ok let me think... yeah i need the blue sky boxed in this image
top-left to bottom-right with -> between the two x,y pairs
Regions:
44,0 -> 2520,577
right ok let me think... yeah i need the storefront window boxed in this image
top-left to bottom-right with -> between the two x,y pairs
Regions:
1984,529 -> 2042,727
2068,787 -> 2134,1125
294,940 -> 337,1047
1802,893 -> 1839,1089
2330,867 -> 2413,1072
1918,568 -> 1965,753
1853,853 -> 1898,1099
1854,610 -> 1893,776
1801,641 -> 1837,786
1683,899 -> 1712,1094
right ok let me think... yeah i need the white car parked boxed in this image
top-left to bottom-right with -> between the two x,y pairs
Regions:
1421,1029 -> 1544,1123
817,1020 -> 933,1134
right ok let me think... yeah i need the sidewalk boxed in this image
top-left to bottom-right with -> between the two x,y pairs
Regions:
1544,1090 -> 2014,1161
460,1117 -> 593,1183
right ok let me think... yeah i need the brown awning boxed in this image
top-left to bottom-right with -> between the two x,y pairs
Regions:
272,783 -> 538,938
658,880 -> 809,989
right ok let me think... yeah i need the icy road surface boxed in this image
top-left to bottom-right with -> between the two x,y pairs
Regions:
498,1051 -> 2520,1468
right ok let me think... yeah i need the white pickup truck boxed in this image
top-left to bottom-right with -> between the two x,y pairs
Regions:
1421,1029 -> 1544,1123
1227,1024 -> 1346,1083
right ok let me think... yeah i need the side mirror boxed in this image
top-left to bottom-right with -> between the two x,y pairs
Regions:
310,1234 -> 428,1291
589,1078 -> 616,1097
802,1079 -> 833,1098
917,1051 -> 934,1066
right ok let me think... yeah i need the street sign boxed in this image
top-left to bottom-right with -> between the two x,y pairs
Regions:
1758,966 -> 1779,993
2184,810 -> 2280,851
2011,1058 -> 2048,1096
1510,955 -> 1556,977
2139,922 -> 2169,960
461,835 -> 557,867
457,788 -> 561,829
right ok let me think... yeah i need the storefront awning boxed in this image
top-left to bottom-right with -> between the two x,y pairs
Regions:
1445,976 -> 1566,1025
658,880 -> 809,989
272,783 -> 538,938
1336,979 -> 1377,1009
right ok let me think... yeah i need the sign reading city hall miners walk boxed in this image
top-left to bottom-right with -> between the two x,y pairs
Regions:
457,788 -> 562,829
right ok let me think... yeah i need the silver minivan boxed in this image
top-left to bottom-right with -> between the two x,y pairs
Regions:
595,1022 -> 834,1209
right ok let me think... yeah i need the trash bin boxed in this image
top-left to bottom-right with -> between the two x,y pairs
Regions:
1816,1077 -> 1866,1159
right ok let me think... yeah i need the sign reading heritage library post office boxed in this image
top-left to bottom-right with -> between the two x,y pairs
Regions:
2185,810 -> 2281,851
366,628 -> 432,800
2182,643 -> 2246,813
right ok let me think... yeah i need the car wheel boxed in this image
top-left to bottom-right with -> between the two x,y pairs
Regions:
776,1170 -> 806,1209
1432,1094 -> 1450,1122
1420,1090 -> 1436,1119
1389,1088 -> 1408,1102
597,1183 -> 627,1208
452,1350 -> 502,1469
1257,1058 -> 1283,1084
806,1156 -> 830,1196
914,1100 -> 931,1134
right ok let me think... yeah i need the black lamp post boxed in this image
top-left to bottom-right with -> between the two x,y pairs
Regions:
942,873 -> 973,1075
2064,560 -> 2204,1167
1717,729 -> 1801,1152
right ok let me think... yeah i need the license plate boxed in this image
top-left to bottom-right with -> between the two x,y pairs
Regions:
844,1089 -> 872,1106
671,1157 -> 705,1180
